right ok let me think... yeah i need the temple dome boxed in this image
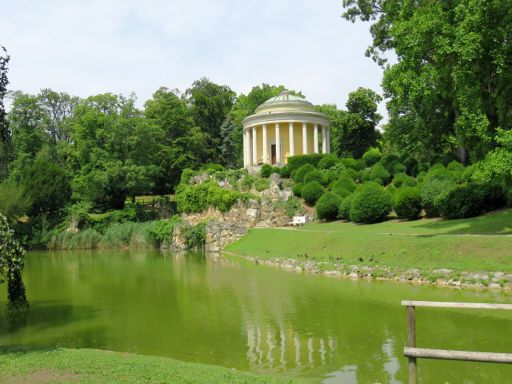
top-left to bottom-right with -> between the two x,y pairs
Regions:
253,91 -> 317,115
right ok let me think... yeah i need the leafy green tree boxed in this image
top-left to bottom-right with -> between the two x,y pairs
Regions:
336,88 -> 382,158
0,181 -> 31,223
0,46 -> 10,179
20,151 -> 72,215
0,213 -> 29,316
71,94 -> 162,209
185,78 -> 236,163
144,87 -> 203,193
343,0 -> 512,162
219,115 -> 239,168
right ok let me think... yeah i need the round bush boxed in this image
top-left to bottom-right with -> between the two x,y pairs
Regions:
362,148 -> 381,167
393,187 -> 422,220
420,178 -> 454,217
389,161 -> 406,175
386,184 -> 397,197
301,181 -> 324,205
279,165 -> 290,178
436,183 -> 504,219
304,169 -> 327,186
293,164 -> 316,183
350,182 -> 392,224
392,173 -> 418,188
338,195 -> 353,220
370,163 -> 391,185
331,175 -> 357,193
340,168 -> 359,181
292,183 -> 304,197
447,160 -> 464,173
318,154 -> 338,169
316,192 -> 341,221
340,157 -> 361,170
380,154 -> 400,170
260,164 -> 273,178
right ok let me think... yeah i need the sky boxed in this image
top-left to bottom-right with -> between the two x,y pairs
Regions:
0,0 -> 385,117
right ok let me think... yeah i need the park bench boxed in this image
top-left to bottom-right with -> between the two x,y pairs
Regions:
289,215 -> 306,226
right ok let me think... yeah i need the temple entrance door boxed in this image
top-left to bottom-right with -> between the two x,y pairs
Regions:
271,145 -> 276,165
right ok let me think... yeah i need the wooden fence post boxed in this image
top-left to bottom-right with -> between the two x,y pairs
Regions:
407,305 -> 417,384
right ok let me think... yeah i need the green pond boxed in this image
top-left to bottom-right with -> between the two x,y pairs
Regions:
1,251 -> 512,383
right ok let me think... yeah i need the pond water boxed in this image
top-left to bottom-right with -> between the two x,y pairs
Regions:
1,251 -> 512,383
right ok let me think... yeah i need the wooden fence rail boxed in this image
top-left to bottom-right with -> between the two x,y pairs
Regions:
401,300 -> 512,384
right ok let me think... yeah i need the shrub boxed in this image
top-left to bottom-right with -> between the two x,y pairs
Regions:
447,161 -> 464,173
392,173 -> 417,188
420,178 -> 454,217
186,222 -> 207,251
180,168 -> 196,184
437,184 -> 483,219
202,163 -> 225,173
380,153 -> 400,170
279,165 -> 291,178
393,187 -> 422,220
370,163 -> 391,185
254,178 -> 270,192
388,160 -> 406,176
331,176 -> 357,193
316,192 -> 341,221
340,157 -> 360,170
287,154 -> 324,172
260,164 -> 273,178
304,169 -> 327,186
386,184 -> 397,197
350,182 -> 392,224
340,168 -> 359,181
149,216 -> 182,245
362,148 -> 381,167
293,164 -> 316,183
318,154 -> 338,169
271,166 -> 281,174
301,181 -> 324,205
461,165 -> 476,182
285,196 -> 303,217
338,195 -> 353,220
292,183 -> 304,197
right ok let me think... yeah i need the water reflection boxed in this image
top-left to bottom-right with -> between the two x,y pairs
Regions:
0,250 -> 511,383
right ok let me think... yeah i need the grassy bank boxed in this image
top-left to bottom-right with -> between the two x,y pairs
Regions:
226,209 -> 512,273
0,347 -> 305,384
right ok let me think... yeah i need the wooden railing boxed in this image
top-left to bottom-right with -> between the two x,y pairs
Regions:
402,300 -> 512,384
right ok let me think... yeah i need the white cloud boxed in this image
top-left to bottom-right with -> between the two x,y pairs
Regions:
0,0 -> 386,118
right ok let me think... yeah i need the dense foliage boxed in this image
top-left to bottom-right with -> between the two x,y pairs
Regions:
301,181 -> 324,205
316,192 -> 341,221
350,182 -> 392,224
393,187 -> 422,221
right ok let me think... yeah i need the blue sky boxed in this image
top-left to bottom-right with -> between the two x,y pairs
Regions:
0,0 -> 385,117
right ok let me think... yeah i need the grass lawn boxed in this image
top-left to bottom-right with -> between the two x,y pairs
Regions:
0,347 -> 306,384
226,209 -> 512,272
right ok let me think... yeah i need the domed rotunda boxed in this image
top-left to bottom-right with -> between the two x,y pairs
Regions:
242,91 -> 330,169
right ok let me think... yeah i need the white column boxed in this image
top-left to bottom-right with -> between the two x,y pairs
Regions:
243,128 -> 248,167
326,127 -> 331,153
276,123 -> 281,164
246,129 -> 252,165
262,124 -> 268,164
302,123 -> 308,154
322,126 -> 327,153
313,124 -> 319,154
289,122 -> 294,157
252,126 -> 258,165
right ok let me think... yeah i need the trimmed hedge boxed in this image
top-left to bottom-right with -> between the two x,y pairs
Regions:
292,164 -> 316,183
393,187 -> 422,220
304,169 -> 327,186
392,173 -> 417,188
330,176 -> 357,193
362,148 -> 381,167
279,165 -> 291,178
338,195 -> 353,220
437,183 -> 505,219
316,192 -> 341,221
260,164 -> 273,178
350,182 -> 392,224
318,154 -> 339,169
292,183 -> 304,197
302,181 -> 324,205
287,154 -> 325,172
370,163 -> 391,185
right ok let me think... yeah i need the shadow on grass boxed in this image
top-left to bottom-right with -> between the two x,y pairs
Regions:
410,209 -> 512,236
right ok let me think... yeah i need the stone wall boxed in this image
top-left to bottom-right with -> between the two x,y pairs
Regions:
169,174 -> 312,253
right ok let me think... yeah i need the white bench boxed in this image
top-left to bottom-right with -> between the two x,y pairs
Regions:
289,215 -> 306,226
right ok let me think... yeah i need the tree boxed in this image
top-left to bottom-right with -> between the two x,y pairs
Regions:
71,94 -> 163,209
20,151 -> 72,215
219,115 -> 239,168
0,213 -> 29,317
185,78 -> 236,163
342,0 -> 512,163
336,87 -> 382,158
0,46 -> 9,179
144,87 -> 203,193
